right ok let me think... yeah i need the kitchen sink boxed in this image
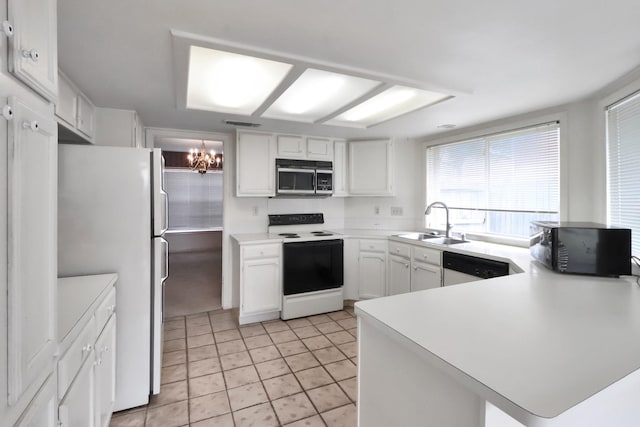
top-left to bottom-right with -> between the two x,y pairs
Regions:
396,233 -> 467,245
396,232 -> 444,241
426,237 -> 467,245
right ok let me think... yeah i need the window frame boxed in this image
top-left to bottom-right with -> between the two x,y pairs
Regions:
422,114 -> 568,247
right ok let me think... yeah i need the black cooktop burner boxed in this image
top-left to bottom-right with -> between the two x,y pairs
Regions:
279,233 -> 300,238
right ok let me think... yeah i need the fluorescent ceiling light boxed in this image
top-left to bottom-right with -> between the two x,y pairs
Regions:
262,69 -> 380,122
325,85 -> 450,127
186,46 -> 292,115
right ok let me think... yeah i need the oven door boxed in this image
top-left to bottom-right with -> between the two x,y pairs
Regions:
277,168 -> 316,195
283,239 -> 344,295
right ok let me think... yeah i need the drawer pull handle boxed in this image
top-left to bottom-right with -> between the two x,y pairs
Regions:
404,263 -> 409,268
82,344 -> 93,353
2,105 -> 13,121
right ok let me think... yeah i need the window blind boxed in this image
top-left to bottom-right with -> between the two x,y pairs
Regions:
426,123 -> 560,238
607,90 -> 640,256
164,169 -> 223,231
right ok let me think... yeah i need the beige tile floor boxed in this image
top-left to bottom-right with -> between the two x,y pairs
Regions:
110,308 -> 358,427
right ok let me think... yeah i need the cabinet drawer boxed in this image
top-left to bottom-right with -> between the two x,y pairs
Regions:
243,244 -> 281,260
359,239 -> 386,253
388,242 -> 410,259
412,246 -> 441,266
95,287 -> 116,336
58,316 -> 97,399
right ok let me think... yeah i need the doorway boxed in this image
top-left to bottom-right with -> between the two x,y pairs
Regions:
149,129 -> 227,317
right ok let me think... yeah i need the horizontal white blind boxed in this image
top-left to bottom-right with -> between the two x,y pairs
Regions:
607,91 -> 640,256
165,169 -> 223,231
426,123 -> 560,237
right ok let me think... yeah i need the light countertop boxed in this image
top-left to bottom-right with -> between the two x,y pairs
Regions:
355,248 -> 640,420
58,273 -> 118,342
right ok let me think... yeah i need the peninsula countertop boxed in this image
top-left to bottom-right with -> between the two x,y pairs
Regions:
355,253 -> 640,422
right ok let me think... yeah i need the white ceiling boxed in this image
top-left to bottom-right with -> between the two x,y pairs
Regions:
57,0 -> 640,140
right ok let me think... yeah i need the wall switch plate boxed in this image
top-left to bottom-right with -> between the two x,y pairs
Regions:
374,206 -> 380,215
390,206 -> 403,216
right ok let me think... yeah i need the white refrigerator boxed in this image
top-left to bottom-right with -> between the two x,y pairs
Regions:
58,144 -> 169,411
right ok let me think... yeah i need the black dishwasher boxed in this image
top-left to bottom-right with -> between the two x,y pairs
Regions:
443,251 -> 510,286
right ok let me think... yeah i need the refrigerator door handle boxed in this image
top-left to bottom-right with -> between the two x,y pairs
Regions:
157,190 -> 168,235
161,237 -> 169,281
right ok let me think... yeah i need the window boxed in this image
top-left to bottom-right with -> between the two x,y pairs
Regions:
607,90 -> 640,256
165,169 -> 223,231
426,123 -> 560,239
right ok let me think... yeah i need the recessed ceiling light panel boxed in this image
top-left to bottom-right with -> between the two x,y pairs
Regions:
186,46 -> 293,115
325,85 -> 450,127
262,69 -> 381,123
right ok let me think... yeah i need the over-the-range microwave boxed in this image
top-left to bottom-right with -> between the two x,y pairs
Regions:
529,221 -> 631,277
275,158 -> 333,197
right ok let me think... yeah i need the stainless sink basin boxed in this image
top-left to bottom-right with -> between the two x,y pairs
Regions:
427,237 -> 467,245
397,232 -> 444,241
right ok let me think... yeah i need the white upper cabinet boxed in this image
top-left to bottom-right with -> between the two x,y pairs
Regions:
6,95 -> 57,407
6,0 -> 58,101
94,108 -> 143,148
275,134 -> 333,161
56,71 -> 96,142
306,137 -> 333,161
236,131 -> 276,197
349,139 -> 394,196
333,140 -> 348,196
277,135 -> 305,159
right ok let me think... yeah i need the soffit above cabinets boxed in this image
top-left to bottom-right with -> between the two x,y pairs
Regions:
172,30 -> 455,129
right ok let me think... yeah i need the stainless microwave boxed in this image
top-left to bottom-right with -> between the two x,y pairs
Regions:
275,159 -> 333,197
530,221 -> 631,277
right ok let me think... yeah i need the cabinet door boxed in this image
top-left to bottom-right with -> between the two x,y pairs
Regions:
77,94 -> 96,139
56,72 -> 77,128
94,315 -> 116,427
236,131 -> 276,196
277,135 -> 305,158
7,96 -> 57,405
242,257 -> 281,315
411,262 -> 442,292
349,139 -> 394,196
332,141 -> 348,196
7,0 -> 58,101
358,252 -> 387,299
388,255 -> 411,296
58,355 -> 95,427
307,137 -> 333,161
14,373 -> 57,427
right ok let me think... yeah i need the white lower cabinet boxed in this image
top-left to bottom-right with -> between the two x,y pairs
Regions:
236,242 -> 282,324
57,276 -> 117,427
94,316 -> 116,427
58,353 -> 94,427
358,239 -> 388,299
387,240 -> 442,294
410,261 -> 442,292
14,374 -> 57,427
388,255 -> 411,295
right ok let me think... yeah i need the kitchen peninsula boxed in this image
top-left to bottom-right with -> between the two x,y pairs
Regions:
355,256 -> 640,426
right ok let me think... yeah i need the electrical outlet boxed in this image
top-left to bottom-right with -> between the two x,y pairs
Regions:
252,206 -> 259,216
374,206 -> 380,215
390,206 -> 403,216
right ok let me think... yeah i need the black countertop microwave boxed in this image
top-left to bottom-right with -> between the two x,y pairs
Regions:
529,221 -> 631,277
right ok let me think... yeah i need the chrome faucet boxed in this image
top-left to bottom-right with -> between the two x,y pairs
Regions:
425,201 -> 452,238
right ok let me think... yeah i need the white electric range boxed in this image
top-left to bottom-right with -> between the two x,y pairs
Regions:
268,213 -> 344,319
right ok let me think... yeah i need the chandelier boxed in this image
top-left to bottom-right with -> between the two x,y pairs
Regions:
187,141 -> 223,174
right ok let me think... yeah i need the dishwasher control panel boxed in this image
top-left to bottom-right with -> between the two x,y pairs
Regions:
443,251 -> 509,279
